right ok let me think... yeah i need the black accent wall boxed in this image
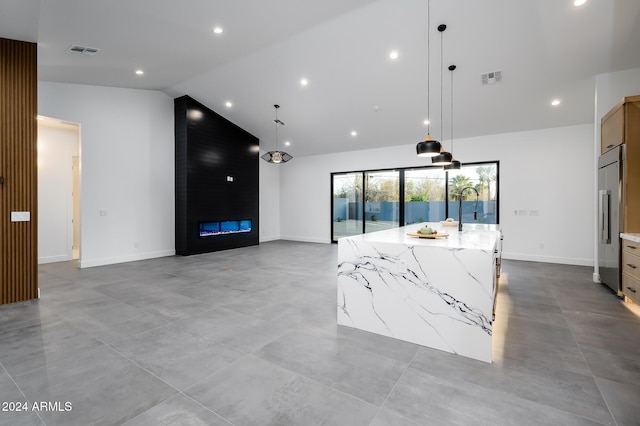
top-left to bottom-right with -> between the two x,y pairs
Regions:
175,95 -> 259,255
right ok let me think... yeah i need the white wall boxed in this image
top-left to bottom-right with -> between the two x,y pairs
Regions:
279,124 -> 595,266
38,82 -> 175,268
259,159 -> 280,242
595,67 -> 640,122
37,123 -> 79,263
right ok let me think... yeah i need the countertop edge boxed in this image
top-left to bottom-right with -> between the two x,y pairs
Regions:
621,233 -> 640,243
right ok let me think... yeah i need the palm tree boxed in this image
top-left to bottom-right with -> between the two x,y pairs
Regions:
449,175 -> 472,200
475,166 -> 496,199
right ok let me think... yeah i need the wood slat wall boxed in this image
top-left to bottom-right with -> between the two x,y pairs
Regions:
0,38 -> 38,305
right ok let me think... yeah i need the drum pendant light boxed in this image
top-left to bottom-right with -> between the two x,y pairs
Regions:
432,23 -> 452,166
416,0 -> 442,158
261,104 -> 293,163
444,64 -> 461,170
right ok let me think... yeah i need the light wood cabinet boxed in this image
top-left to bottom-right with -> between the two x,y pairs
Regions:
622,243 -> 640,303
601,104 -> 624,153
622,240 -> 640,256
601,95 -> 640,154
622,274 -> 639,304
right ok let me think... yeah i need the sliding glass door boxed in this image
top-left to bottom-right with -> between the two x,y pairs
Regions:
447,164 -> 498,224
331,162 -> 498,242
364,170 -> 399,234
332,172 -> 363,241
404,168 -> 446,224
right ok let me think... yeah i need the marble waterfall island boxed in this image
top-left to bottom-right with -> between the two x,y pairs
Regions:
337,224 -> 500,363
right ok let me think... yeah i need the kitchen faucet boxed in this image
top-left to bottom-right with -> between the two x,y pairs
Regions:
458,186 -> 479,232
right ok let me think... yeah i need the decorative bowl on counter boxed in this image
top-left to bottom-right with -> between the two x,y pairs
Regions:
440,218 -> 459,227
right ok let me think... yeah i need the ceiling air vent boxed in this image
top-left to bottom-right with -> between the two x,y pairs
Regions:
66,45 -> 100,56
481,70 -> 502,85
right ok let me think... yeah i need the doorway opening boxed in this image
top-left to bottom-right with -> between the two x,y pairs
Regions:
37,116 -> 81,263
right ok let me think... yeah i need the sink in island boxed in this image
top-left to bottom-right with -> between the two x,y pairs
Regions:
337,223 -> 501,363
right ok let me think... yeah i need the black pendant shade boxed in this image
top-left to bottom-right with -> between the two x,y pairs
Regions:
261,151 -> 292,163
416,135 -> 442,157
432,149 -> 452,166
262,104 -> 292,164
443,159 -> 461,170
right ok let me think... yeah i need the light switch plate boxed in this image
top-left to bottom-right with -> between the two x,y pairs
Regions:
11,211 -> 31,222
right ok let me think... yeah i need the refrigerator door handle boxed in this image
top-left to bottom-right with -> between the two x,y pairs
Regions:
599,189 -> 611,244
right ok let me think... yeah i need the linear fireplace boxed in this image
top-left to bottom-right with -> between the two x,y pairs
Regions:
175,95 -> 259,255
199,220 -> 252,237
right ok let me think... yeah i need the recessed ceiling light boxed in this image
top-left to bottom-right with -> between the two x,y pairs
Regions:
551,99 -> 561,106
225,101 -> 233,108
351,131 -> 358,137
389,50 -> 399,60
135,70 -> 144,75
300,78 -> 308,86
212,26 -> 223,34
284,141 -> 291,146
574,0 -> 587,6
423,119 -> 430,126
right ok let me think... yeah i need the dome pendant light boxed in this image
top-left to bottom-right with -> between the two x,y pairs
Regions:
432,23 -> 452,166
416,0 -> 442,158
444,65 -> 461,171
261,104 -> 293,164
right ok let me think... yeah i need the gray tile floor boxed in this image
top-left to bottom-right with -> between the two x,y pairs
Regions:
1,240 -> 639,425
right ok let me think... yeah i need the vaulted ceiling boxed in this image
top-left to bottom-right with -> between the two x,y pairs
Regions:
2,0 -> 640,156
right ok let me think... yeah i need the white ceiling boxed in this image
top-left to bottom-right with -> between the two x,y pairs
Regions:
2,0 -> 640,157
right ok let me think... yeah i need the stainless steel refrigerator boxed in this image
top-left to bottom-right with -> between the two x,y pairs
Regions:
598,144 -> 625,295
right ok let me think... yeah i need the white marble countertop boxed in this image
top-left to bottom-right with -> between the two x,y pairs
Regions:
621,233 -> 640,243
345,222 -> 501,252
338,221 -> 500,362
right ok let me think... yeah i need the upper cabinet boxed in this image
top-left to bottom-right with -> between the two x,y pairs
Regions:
601,95 -> 640,154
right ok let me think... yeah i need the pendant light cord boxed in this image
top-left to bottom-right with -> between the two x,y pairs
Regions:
440,22 -> 444,142
450,66 -> 454,153
426,0 -> 431,136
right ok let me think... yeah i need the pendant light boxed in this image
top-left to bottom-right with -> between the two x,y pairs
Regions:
432,23 -> 452,166
444,64 -> 461,170
416,0 -> 442,157
261,104 -> 292,163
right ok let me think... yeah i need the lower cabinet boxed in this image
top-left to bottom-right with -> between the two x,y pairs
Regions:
622,275 -> 639,304
622,245 -> 640,304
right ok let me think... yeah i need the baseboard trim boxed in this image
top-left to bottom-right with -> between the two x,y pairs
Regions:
79,249 -> 176,268
38,254 -> 72,264
259,235 -> 280,243
278,235 -> 331,244
502,252 -> 594,267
